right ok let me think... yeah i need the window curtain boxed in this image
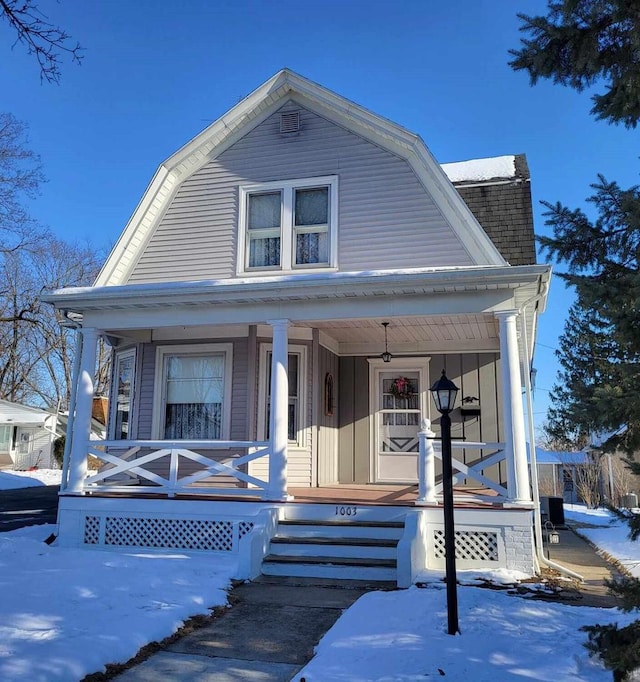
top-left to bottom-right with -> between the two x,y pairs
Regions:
164,355 -> 224,439
295,187 -> 328,265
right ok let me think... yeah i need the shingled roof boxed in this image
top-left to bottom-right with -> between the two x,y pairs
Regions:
442,154 -> 536,266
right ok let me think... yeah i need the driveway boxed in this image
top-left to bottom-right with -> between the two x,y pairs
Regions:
0,485 -> 60,532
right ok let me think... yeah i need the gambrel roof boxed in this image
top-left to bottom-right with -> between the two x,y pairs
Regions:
95,69 -> 507,287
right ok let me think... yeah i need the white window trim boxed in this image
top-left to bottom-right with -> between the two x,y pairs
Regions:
109,347 -> 137,440
257,343 -> 308,448
237,175 -> 338,275
152,343 -> 233,440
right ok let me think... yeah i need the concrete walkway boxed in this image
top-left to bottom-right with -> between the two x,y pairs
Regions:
113,577 -> 379,681
539,525 -> 623,608
110,525 -> 622,681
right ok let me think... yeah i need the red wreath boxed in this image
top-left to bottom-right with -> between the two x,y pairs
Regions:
389,376 -> 414,399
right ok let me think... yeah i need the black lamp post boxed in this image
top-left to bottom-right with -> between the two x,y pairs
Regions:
430,369 -> 460,635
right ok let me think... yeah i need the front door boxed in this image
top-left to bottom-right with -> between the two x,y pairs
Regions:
372,362 -> 429,482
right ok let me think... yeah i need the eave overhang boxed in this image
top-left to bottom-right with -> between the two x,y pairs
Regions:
45,265 -> 551,314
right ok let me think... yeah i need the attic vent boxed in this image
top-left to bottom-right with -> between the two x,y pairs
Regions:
280,111 -> 300,134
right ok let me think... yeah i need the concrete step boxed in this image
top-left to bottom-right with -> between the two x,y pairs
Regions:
261,559 -> 397,582
277,520 -> 404,540
269,539 -> 397,559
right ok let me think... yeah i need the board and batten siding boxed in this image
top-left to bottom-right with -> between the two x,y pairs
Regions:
317,344 -> 339,485
338,353 -> 503,485
126,101 -> 475,284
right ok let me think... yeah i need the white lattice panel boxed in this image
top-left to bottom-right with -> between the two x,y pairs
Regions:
78,515 -> 241,552
239,521 -> 254,539
84,516 -> 100,544
433,529 -> 499,561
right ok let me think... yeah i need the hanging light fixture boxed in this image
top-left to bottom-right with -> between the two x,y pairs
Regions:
381,322 -> 392,363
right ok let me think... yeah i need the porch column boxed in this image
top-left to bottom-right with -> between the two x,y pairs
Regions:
67,327 -> 99,494
417,418 -> 437,505
267,319 -> 290,501
496,311 -> 530,503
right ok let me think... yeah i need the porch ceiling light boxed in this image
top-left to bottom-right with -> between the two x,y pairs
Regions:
381,322 -> 392,363
430,369 -> 459,414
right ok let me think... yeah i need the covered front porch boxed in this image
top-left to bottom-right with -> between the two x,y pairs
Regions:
47,267 -> 549,581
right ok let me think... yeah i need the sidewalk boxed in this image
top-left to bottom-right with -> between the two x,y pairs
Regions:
112,577 -> 381,682
539,525 -> 623,608
105,527 -> 621,681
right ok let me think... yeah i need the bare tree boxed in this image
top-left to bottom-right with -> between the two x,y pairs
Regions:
573,451 -> 604,509
0,0 -> 82,83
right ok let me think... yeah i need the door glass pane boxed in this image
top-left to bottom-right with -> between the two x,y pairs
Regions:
114,353 -> 134,440
378,371 -> 420,454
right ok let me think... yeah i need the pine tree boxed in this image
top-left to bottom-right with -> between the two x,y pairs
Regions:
509,1 -> 640,128
510,4 -> 640,678
540,177 -> 640,455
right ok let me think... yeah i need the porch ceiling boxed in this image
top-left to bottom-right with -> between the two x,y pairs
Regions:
301,313 -> 498,348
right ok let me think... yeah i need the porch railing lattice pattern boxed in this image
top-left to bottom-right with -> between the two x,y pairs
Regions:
77,440 -> 271,498
84,516 -> 100,544
433,529 -> 499,562
82,515 -> 254,553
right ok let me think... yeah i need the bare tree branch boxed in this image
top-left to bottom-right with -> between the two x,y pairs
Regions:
0,0 -> 83,83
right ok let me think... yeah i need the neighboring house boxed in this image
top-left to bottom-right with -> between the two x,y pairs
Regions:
529,447 -> 590,504
0,400 -> 60,469
44,70 -> 551,585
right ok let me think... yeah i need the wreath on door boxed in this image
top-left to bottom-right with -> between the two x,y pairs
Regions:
389,376 -> 414,400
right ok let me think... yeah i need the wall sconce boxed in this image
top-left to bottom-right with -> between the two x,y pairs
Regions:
381,322 -> 392,363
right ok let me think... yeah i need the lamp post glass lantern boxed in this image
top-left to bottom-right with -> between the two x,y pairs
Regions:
430,369 -> 460,635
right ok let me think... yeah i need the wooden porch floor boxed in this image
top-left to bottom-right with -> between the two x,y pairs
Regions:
84,483 -> 504,508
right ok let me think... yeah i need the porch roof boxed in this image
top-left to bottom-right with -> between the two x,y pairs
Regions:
45,264 -> 550,313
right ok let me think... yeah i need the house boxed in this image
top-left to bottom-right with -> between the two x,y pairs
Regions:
44,70 -> 551,586
0,399 -> 60,469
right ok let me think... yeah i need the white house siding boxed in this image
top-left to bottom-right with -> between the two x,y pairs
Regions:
126,101 -> 475,284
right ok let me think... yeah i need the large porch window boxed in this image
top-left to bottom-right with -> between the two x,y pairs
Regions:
152,344 -> 233,440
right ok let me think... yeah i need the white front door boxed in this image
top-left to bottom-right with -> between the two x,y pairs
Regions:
371,361 -> 429,483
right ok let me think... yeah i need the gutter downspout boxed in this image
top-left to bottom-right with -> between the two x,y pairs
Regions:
519,283 -> 583,581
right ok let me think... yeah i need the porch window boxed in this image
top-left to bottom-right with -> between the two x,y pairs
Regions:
258,345 -> 307,447
110,348 -> 136,440
153,344 -> 233,440
0,425 -> 11,454
239,176 -> 337,273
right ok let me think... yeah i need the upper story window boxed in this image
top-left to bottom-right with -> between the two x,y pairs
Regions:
239,176 -> 338,273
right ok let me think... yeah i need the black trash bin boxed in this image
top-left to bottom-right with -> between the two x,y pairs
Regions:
541,496 -> 565,526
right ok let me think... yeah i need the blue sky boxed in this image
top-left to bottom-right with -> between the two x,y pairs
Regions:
1,0 -> 637,433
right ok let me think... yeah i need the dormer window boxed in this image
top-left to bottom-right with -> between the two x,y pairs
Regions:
239,176 -> 337,273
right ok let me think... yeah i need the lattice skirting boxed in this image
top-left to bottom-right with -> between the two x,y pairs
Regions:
83,514 -> 254,553
433,529 -> 499,562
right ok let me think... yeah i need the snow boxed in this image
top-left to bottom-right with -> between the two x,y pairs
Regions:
0,468 -> 62,490
1,478 -> 639,681
292,585 -> 635,681
0,525 -> 235,681
442,155 -> 516,183
565,504 -> 640,578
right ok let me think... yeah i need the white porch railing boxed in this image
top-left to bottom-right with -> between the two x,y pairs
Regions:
77,440 -> 271,498
417,421 -> 507,503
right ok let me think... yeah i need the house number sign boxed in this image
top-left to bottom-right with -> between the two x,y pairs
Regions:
335,506 -> 357,516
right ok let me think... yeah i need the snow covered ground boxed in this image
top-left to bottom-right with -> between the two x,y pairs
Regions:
565,503 -> 640,578
0,470 -> 639,681
0,468 -> 62,489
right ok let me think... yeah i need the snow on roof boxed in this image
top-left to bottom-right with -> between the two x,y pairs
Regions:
442,155 -> 516,183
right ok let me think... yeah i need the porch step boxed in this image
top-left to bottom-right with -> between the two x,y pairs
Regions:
261,518 -> 404,584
